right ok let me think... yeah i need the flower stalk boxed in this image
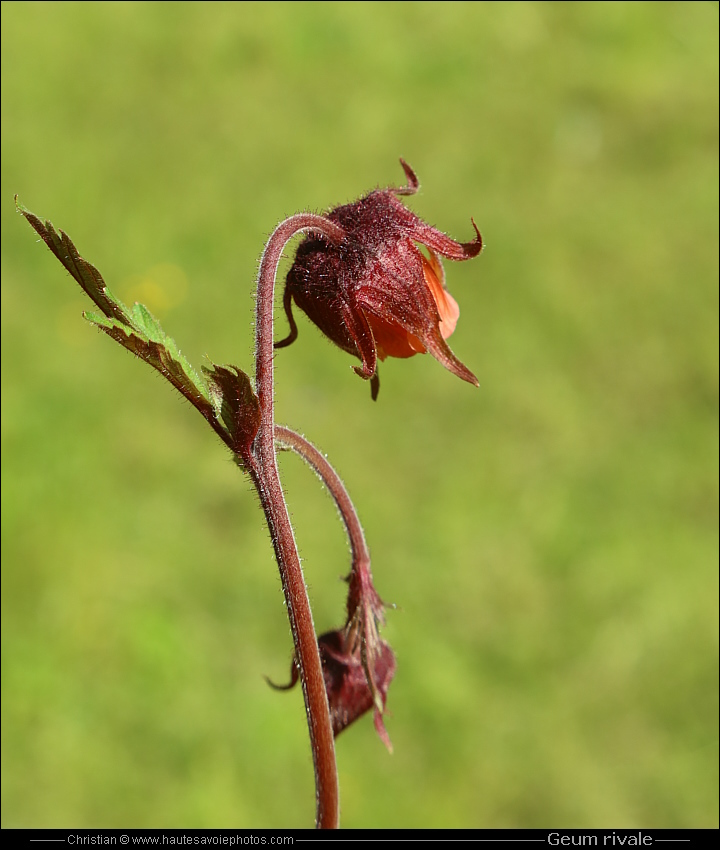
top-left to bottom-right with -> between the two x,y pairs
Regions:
251,214 -> 345,829
273,425 -> 396,751
274,425 -> 370,573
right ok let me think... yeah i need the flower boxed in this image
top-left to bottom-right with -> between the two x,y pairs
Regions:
270,628 -> 396,751
317,625 -> 396,751
269,558 -> 396,751
276,160 -> 482,399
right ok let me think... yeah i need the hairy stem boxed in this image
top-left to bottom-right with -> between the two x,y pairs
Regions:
251,214 -> 345,829
274,424 -> 394,750
274,425 -> 370,575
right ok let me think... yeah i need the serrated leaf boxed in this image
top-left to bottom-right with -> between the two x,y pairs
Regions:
17,197 -> 238,452
94,301 -> 212,410
16,196 -> 133,329
202,365 -> 261,459
87,312 -> 215,420
130,301 -> 164,341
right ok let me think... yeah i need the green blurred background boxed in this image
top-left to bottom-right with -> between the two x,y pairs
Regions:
2,0 -> 717,830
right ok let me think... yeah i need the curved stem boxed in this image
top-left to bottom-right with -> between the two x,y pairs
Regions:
251,214 -> 345,829
274,425 -> 370,575
274,424 -> 394,751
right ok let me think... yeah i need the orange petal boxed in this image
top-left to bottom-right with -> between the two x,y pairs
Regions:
365,312 -> 426,360
422,252 -> 460,339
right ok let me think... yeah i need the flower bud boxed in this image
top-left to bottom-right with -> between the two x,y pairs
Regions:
276,160 -> 482,398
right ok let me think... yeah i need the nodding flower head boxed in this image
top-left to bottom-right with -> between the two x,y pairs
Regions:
270,559 -> 396,751
275,160 -> 482,399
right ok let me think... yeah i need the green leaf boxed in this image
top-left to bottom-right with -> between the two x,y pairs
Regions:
16,197 -> 263,456
87,311 -> 219,430
202,365 -> 261,459
16,196 -> 133,329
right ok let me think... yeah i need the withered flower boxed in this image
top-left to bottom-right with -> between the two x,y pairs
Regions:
276,160 -> 482,399
270,559 -> 396,751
